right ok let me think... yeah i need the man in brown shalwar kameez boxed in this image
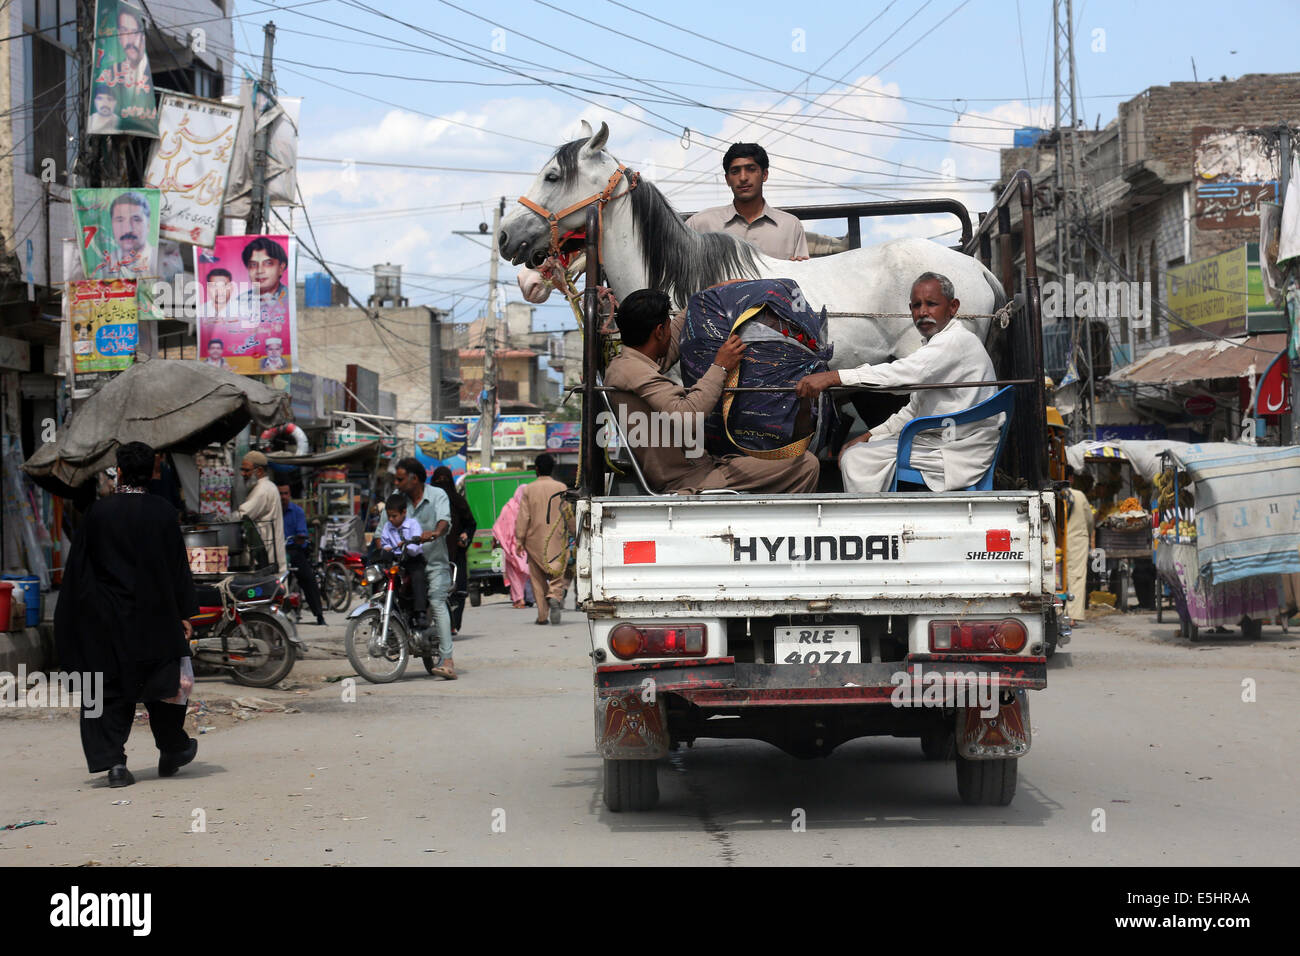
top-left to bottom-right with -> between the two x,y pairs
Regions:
603,288 -> 819,495
515,453 -> 574,626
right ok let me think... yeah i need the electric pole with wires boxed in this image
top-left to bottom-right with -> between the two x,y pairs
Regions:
1054,0 -> 1091,441
245,21 -> 276,236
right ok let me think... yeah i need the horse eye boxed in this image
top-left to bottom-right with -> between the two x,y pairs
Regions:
544,171 -> 559,183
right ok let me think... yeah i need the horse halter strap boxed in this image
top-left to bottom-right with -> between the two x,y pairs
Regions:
517,164 -> 639,265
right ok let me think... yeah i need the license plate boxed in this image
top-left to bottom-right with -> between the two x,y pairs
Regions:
774,626 -> 860,664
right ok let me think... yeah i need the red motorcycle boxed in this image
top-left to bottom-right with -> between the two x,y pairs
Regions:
320,545 -> 367,613
190,571 -> 306,687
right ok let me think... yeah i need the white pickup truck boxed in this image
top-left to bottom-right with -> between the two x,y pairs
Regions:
572,177 -> 1056,811
578,488 -> 1054,810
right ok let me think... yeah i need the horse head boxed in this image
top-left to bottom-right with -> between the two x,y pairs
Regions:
499,120 -> 623,269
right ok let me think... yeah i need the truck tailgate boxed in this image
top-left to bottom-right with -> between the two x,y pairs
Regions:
583,492 -> 1048,604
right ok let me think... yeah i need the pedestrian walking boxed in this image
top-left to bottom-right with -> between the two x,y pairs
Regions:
431,466 -> 475,635
515,454 -> 574,625
1065,466 -> 1095,623
493,485 -> 531,609
54,441 -> 200,788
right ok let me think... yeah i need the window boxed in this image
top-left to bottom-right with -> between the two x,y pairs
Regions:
23,0 -> 78,184
154,61 -> 224,100
1149,241 -> 1160,338
1136,252 -> 1147,344
1118,254 -> 1129,346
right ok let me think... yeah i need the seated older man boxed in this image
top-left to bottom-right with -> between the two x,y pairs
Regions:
795,271 -> 1002,493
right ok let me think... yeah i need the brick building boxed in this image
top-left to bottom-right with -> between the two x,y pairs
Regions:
996,73 -> 1300,439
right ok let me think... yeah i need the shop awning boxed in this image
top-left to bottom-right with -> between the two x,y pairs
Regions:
1108,334 -> 1286,386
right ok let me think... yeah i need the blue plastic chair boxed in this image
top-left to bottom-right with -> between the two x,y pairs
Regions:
889,385 -> 1017,491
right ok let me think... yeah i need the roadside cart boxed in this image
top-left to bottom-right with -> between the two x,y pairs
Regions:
1152,446 -> 1293,641
1072,442 -> 1156,612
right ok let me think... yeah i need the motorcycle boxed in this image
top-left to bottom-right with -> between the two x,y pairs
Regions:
343,539 -> 443,683
190,571 -> 306,687
320,544 -> 367,613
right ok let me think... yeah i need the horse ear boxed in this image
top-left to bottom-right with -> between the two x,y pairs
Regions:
578,119 -> 593,139
581,121 -> 609,157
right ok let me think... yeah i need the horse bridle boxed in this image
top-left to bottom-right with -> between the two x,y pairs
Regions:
517,163 -> 639,265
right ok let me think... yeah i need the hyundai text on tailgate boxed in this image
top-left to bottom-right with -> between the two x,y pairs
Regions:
567,175 -> 1055,811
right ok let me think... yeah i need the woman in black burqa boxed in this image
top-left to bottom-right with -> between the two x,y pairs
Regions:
431,466 -> 476,635
55,441 -> 200,788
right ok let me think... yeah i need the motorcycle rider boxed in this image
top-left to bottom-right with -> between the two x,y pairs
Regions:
393,458 -> 455,679
378,492 -> 428,626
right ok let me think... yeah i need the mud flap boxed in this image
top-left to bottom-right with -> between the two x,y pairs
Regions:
956,688 -> 1030,759
595,689 -> 669,760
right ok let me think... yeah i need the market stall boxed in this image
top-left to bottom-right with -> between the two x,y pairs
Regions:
1151,443 -> 1300,640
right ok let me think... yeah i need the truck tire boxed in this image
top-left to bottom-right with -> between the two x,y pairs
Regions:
469,585 -> 482,608
1241,616 -> 1263,640
956,755 -> 1017,806
603,758 -> 659,812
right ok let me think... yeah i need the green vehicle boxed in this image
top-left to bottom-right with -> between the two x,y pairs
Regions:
461,469 -> 535,606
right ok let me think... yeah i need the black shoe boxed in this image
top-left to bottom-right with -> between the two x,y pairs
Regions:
313,617 -> 327,626
159,738 -> 198,778
108,765 -> 135,788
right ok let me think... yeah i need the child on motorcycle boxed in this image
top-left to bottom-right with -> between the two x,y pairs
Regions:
379,492 -> 429,627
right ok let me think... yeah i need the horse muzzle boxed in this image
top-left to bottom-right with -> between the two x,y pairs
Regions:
497,215 -> 549,268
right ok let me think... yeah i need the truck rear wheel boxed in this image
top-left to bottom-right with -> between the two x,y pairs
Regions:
956,755 -> 1017,806
603,758 -> 659,812
469,584 -> 482,608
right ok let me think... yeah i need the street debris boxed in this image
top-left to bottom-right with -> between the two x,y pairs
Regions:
1,820 -> 49,831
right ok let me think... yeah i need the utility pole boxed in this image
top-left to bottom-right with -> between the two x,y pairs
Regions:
245,22 -> 276,236
1054,0 -> 1092,440
429,307 -> 443,421
482,198 -> 505,469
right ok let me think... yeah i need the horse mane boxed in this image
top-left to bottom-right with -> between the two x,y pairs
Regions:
553,139 -> 762,308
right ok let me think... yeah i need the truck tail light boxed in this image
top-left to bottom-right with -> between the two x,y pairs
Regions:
609,623 -> 706,660
929,619 -> 1027,653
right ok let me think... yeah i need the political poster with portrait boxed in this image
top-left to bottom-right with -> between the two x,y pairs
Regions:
71,187 -> 161,324
413,423 -> 469,480
144,93 -> 241,247
195,235 -> 296,376
88,0 -> 159,137
69,279 -> 138,392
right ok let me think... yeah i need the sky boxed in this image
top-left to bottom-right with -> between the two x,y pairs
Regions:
214,0 -> 1300,337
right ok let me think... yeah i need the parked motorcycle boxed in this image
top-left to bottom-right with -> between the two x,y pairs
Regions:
344,540 -> 442,683
190,571 -> 306,687
321,545 -> 367,613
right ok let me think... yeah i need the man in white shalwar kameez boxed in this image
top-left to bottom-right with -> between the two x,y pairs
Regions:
796,272 -> 1002,493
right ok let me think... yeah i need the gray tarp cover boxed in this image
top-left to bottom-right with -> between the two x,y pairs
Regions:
266,440 -> 383,466
23,357 -> 289,494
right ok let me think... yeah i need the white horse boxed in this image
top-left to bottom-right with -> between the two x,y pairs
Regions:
500,121 -> 1005,370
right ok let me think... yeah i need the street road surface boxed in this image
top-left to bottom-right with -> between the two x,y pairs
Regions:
2,597 -> 1296,865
